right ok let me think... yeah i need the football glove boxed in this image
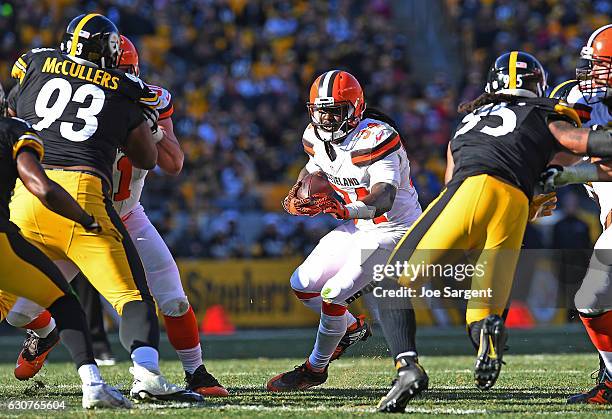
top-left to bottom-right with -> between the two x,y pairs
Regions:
282,182 -> 321,216
142,107 -> 163,143
528,192 -> 557,222
540,165 -> 564,193
312,194 -> 350,220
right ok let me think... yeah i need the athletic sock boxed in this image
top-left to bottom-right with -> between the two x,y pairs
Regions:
131,346 -> 160,374
580,311 -> 612,374
308,303 -> 348,370
294,291 -> 357,329
24,310 -> 56,338
78,363 -> 103,385
163,306 -> 203,374
378,308 -> 418,360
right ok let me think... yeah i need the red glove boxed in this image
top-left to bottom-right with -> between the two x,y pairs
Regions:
282,182 -> 321,216
311,194 -> 350,220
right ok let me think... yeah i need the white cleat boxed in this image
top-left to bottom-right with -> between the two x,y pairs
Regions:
82,382 -> 132,409
129,366 -> 204,403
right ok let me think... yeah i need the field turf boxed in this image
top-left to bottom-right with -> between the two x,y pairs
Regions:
0,354 -> 611,417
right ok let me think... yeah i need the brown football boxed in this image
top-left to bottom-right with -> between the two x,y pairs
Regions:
296,171 -> 335,200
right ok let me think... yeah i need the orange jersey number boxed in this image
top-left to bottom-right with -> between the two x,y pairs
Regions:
114,156 -> 132,201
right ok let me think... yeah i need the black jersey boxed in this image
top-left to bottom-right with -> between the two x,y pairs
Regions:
450,97 -> 573,199
0,117 -> 44,232
10,48 -> 159,182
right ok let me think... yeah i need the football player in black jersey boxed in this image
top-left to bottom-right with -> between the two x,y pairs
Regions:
378,51 -> 612,412
7,13 -> 202,403
0,95 -> 130,407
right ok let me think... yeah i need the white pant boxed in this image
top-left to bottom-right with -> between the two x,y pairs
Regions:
290,222 -> 405,305
575,227 -> 612,314
8,204 -> 187,326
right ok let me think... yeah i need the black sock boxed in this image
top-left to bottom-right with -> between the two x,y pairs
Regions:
47,294 -> 95,369
119,300 -> 160,352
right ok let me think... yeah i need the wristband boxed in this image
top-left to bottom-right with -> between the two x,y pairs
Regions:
587,128 -> 612,157
345,201 -> 376,219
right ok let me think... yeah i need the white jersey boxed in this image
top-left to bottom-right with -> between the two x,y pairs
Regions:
566,85 -> 612,227
302,117 -> 422,232
112,84 -> 173,217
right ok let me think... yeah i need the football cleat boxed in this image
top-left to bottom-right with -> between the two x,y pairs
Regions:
266,360 -> 328,392
330,315 -> 371,361
129,366 -> 204,403
377,355 -> 429,413
590,355 -> 612,384
185,365 -> 229,397
567,380 -> 612,404
15,328 -> 59,380
82,382 -> 132,409
474,314 -> 507,391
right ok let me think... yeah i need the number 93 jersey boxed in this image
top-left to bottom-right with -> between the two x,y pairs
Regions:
10,48 -> 159,182
302,117 -> 422,232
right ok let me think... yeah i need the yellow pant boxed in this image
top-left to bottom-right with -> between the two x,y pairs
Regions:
10,170 -> 151,315
0,231 -> 68,320
389,174 -> 529,325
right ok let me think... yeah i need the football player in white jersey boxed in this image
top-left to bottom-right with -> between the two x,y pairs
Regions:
266,70 -> 424,392
542,24 -> 612,404
6,35 -> 228,398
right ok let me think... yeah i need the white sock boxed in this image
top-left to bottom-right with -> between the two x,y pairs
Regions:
308,312 -> 348,370
299,295 -> 322,312
599,350 -> 612,376
78,363 -> 103,385
299,295 -> 357,329
345,311 -> 357,328
33,317 -> 56,338
131,346 -> 160,374
176,345 -> 203,374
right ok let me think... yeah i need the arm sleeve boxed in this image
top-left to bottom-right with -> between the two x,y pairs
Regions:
367,152 -> 401,188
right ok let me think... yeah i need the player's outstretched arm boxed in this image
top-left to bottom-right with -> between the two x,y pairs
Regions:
549,120 -> 612,157
155,118 -> 184,175
16,149 -> 98,230
124,120 -> 158,170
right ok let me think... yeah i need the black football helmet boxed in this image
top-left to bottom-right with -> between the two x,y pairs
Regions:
485,51 -> 547,98
548,79 -> 579,101
60,14 -> 120,68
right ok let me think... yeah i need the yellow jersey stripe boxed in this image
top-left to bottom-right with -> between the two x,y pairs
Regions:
508,51 -> 518,90
12,138 -> 44,161
70,13 -> 101,56
17,57 -> 27,69
549,79 -> 577,99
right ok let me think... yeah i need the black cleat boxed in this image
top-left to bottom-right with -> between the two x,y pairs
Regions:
377,356 -> 429,413
567,380 -> 612,404
474,314 -> 507,391
331,315 -> 372,361
185,365 -> 229,397
266,361 -> 328,392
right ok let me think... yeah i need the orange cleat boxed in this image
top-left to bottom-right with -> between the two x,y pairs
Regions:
15,329 -> 59,380
266,360 -> 328,392
567,380 -> 612,404
185,365 -> 229,397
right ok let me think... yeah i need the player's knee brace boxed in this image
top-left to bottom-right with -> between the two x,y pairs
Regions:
159,296 -> 190,317
6,311 -> 35,328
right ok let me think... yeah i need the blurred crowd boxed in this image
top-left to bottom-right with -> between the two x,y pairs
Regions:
0,0 -> 610,258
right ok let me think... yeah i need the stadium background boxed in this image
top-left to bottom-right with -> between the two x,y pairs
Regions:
1,0 -> 611,330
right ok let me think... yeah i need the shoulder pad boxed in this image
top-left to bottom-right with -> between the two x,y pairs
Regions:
115,71 -> 160,108
351,121 -> 401,167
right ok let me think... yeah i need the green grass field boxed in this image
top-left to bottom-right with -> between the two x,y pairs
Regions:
0,354 -> 611,418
